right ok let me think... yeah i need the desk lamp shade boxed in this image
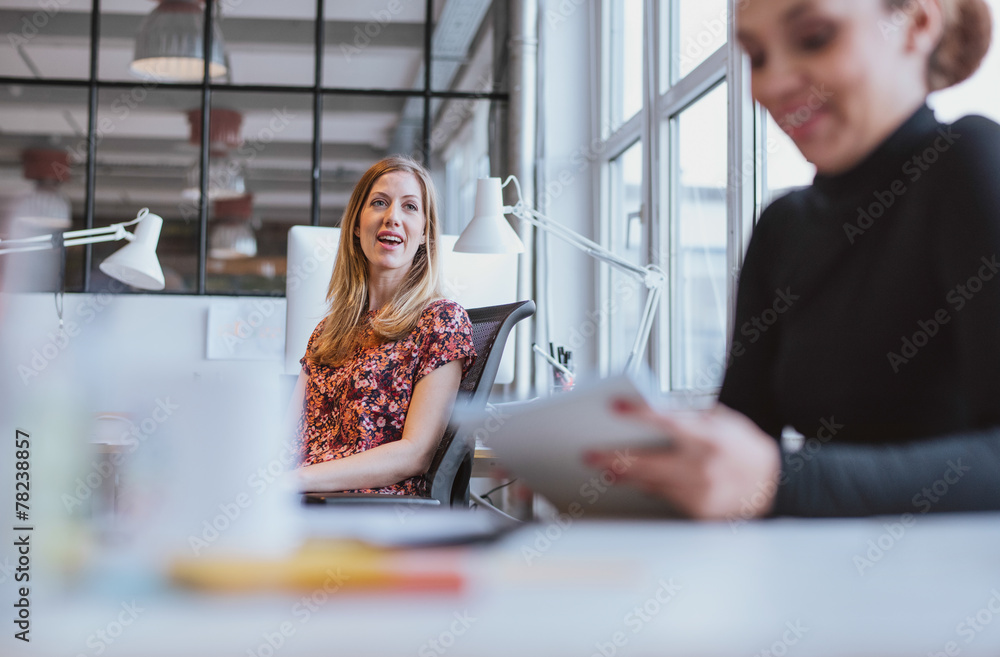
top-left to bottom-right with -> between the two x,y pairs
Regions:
130,0 -> 227,81
453,177 -> 525,254
99,212 -> 166,290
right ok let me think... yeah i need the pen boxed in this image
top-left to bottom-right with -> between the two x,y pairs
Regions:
532,343 -> 573,377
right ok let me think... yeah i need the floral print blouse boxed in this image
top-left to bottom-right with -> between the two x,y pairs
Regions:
296,299 -> 476,496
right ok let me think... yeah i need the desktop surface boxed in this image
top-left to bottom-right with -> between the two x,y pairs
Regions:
22,511 -> 1000,657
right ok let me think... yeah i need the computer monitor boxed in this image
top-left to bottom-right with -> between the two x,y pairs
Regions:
283,226 -> 519,380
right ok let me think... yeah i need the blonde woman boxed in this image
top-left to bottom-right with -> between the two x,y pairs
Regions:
589,0 -> 1000,518
291,156 -> 475,495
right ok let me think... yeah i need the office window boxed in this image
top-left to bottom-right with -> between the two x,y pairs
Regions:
319,94 -> 417,229
2,2 -> 91,80
0,0 -> 509,296
670,83 -> 728,390
323,1 -> 422,90
666,0 -> 727,83
607,141 -> 644,371
431,0 -> 505,93
761,110 -> 814,211
0,84 -> 88,291
607,0 -> 644,132
594,0 -> 1000,392
429,98 -> 494,235
596,0 -> 752,390
89,87 -> 202,292
203,91 -> 314,294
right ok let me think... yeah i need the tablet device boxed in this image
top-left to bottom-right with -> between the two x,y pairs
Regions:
464,374 -> 681,518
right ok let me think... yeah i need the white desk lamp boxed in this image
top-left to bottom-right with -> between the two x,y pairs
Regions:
454,176 -> 665,373
0,207 -> 166,291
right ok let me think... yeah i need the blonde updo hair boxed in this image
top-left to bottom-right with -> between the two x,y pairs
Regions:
887,0 -> 993,91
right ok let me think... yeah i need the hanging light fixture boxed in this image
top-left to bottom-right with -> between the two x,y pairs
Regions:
12,149 -> 72,231
130,0 -> 228,81
182,108 -> 245,201
209,194 -> 257,259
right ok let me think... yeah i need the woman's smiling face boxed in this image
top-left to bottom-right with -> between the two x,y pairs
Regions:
354,170 -> 427,281
737,0 -> 936,174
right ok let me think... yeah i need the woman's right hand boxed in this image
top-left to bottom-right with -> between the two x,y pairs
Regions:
584,401 -> 781,520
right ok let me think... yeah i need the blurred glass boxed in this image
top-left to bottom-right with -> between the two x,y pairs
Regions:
205,91 -> 313,294
1,0 -> 92,80
220,0 -> 315,87
608,140 -> 644,373
319,93 -> 420,227
323,0 -> 425,90
426,98 -> 497,235
761,107 -> 814,210
0,84 -> 89,292
608,0 -> 643,132
90,87 -> 201,292
98,1 -> 314,86
668,82 -> 728,391
430,0 -> 507,93
664,0 -> 727,86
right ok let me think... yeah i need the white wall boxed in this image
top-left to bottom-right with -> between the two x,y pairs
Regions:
0,291 -> 305,565
1,292 -> 292,424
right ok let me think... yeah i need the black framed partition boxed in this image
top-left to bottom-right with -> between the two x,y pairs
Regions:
0,0 -> 510,295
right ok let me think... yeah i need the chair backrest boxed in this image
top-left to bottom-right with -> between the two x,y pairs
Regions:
284,226 -> 519,381
426,299 -> 535,506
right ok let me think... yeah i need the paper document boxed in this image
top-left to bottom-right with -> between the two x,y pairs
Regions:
463,374 -> 682,517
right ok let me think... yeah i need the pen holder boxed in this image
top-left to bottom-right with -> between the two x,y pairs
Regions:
552,368 -> 574,393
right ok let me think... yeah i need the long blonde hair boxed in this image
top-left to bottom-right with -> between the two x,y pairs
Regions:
308,156 -> 442,367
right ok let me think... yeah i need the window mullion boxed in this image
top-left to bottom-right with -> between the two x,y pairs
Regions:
725,6 -> 755,357
642,0 -> 659,376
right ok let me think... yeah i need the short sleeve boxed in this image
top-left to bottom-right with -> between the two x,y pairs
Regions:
414,300 -> 476,381
299,320 -> 325,370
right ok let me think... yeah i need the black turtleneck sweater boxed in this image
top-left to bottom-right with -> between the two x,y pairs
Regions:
718,104 -> 1000,517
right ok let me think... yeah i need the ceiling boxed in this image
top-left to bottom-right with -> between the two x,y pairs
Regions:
0,0 -> 503,234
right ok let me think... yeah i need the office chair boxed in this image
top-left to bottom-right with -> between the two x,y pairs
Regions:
302,299 -> 535,508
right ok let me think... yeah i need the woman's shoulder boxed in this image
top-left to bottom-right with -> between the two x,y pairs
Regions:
307,317 -> 327,342
749,189 -> 813,245
420,298 -> 470,321
950,113 -> 1000,139
936,114 -> 1000,167
758,189 -> 811,224
417,299 -> 472,331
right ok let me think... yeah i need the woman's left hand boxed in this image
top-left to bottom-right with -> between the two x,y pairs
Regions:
584,401 -> 782,520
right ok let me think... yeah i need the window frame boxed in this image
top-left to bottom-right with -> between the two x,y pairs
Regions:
595,0 -> 757,392
0,0 -> 510,296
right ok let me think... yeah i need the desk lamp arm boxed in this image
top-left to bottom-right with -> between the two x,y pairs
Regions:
500,175 -> 665,373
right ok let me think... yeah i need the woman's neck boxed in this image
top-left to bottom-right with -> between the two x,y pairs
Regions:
366,270 -> 407,312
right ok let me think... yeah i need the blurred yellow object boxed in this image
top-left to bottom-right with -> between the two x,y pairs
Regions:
168,538 -> 466,594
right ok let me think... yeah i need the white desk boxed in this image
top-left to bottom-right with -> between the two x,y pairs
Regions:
23,512 -> 1000,656
472,445 -> 502,478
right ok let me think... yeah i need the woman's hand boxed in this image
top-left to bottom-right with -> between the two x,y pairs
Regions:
584,401 -> 781,520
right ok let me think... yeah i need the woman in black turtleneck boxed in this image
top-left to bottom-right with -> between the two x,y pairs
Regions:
587,0 -> 1000,518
